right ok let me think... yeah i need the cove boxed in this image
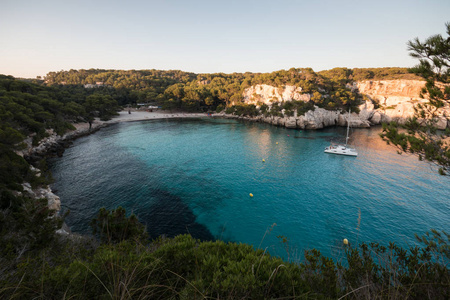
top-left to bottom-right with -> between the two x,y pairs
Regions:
49,118 -> 449,259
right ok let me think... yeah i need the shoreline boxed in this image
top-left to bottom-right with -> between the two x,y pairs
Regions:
29,109 -> 408,235
24,110 -> 213,161
20,110 -> 211,225
79,110 -> 211,131
27,107 -> 391,164
43,110 -> 213,157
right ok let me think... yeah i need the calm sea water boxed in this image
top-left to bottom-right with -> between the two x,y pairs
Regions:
49,118 -> 449,259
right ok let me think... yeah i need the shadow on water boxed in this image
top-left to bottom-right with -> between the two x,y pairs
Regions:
140,188 -> 215,241
50,119 -> 450,259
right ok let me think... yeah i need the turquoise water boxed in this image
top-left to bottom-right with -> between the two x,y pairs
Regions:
49,118 -> 449,259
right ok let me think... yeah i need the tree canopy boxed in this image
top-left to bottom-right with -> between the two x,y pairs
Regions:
42,67 -> 418,114
381,23 -> 450,175
0,58 -> 448,299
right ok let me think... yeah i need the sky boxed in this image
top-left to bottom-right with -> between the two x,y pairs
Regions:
1,0 -> 449,78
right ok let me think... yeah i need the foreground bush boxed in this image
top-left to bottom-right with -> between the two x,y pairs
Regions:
1,228 -> 448,299
1,206 -> 448,299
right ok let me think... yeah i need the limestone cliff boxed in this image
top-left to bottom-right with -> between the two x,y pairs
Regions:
355,80 -> 428,122
242,84 -> 310,104
356,80 -> 425,98
233,80 -> 450,130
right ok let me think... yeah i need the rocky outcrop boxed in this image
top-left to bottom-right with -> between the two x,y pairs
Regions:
18,180 -> 72,235
18,121 -> 106,164
355,80 -> 431,123
241,84 -> 310,105
21,182 -> 61,211
356,80 -> 425,97
232,80 -> 450,130
15,120 -> 107,215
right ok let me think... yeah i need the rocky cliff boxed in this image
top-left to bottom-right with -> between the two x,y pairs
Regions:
233,80 -> 450,130
15,121 -> 107,217
243,84 -> 310,104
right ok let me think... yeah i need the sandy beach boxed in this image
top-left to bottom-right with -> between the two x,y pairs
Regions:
72,110 -> 213,132
109,110 -> 210,123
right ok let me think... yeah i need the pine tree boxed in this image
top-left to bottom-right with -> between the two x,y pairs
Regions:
381,23 -> 450,175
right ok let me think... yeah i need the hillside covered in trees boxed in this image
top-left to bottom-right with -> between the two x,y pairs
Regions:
0,67 -> 419,224
43,67 -> 420,113
2,69 -> 448,299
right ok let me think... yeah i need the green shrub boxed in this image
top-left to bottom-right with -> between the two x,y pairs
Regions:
90,207 -> 148,244
2,201 -> 449,300
300,230 -> 450,299
225,106 -> 235,114
234,104 -> 258,116
215,104 -> 224,113
284,109 -> 294,117
259,103 -> 269,114
297,101 -> 316,116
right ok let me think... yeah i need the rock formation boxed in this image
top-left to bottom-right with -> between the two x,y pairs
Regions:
16,120 -> 106,215
242,84 -> 310,105
225,80 -> 450,130
21,182 -> 61,211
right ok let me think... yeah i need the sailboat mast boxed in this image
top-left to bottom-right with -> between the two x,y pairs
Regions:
345,108 -> 351,147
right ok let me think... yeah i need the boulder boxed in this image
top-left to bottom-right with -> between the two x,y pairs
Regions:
278,118 -> 286,126
370,111 -> 382,124
22,183 -> 34,197
352,119 -> 371,128
358,100 -> 375,122
35,187 -> 61,212
380,113 -> 392,123
262,116 -> 272,124
436,117 -> 448,130
285,117 -> 297,128
21,183 -> 61,212
297,116 -> 306,129
337,114 -> 347,127
46,192 -> 61,211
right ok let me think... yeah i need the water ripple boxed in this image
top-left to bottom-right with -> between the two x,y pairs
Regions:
49,119 -> 450,258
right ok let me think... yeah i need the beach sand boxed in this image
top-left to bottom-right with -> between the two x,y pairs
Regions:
106,110 -> 209,123
72,110 -> 213,132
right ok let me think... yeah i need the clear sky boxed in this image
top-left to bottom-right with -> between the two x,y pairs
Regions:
1,0 -> 449,78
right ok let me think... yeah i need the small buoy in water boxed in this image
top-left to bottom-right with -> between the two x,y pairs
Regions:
249,193 -> 253,197
262,159 -> 265,162
276,142 -> 279,145
287,135 -> 290,136
343,238 -> 349,245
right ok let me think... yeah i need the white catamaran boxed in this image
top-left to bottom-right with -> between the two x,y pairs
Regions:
324,109 -> 358,157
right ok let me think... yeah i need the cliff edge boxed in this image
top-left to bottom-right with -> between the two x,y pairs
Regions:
230,80 -> 449,130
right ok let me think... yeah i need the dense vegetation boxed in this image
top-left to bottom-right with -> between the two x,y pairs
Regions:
1,206 -> 448,299
0,75 -> 121,266
1,67 -> 416,224
0,74 -> 122,197
43,67 -> 419,115
1,65 -> 448,299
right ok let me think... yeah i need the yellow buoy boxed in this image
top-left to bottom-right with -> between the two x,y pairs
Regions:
343,238 -> 349,245
249,193 -> 253,197
262,159 -> 265,162
276,142 -> 279,145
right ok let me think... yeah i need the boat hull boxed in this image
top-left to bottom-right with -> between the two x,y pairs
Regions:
324,145 -> 358,156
